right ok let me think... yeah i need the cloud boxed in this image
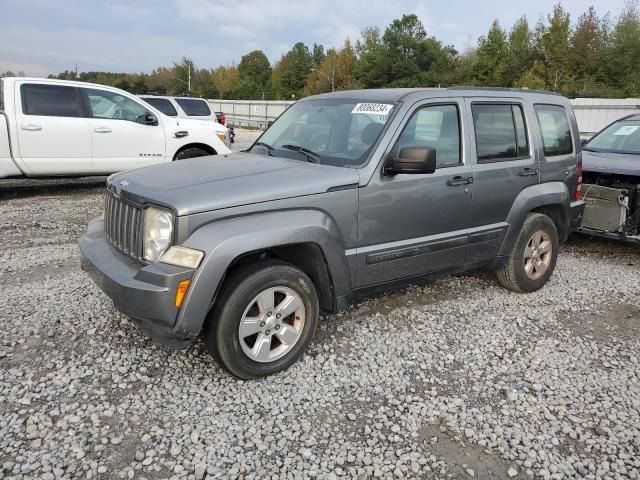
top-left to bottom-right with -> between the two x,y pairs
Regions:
0,0 -> 626,76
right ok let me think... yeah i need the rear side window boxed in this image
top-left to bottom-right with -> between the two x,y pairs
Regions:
534,104 -> 573,156
142,97 -> 178,116
175,98 -> 211,116
21,84 -> 82,117
472,104 -> 529,162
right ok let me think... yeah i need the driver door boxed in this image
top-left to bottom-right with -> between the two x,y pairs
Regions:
355,99 -> 473,287
81,87 -> 166,173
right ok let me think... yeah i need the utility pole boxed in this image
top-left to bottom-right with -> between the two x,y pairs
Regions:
331,53 -> 335,93
188,64 -> 191,93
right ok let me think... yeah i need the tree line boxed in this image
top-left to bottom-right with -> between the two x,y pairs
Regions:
3,2 -> 639,99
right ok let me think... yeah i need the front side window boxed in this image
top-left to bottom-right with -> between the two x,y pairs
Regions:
175,98 -> 211,116
534,104 -> 573,156
86,89 -> 149,123
21,84 -> 82,117
585,119 -> 640,155
250,99 -> 396,167
394,104 -> 461,167
472,104 -> 529,162
142,97 -> 178,116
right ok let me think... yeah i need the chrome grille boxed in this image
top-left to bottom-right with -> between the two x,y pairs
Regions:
104,191 -> 143,260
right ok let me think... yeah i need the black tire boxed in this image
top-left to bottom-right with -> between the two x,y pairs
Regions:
496,213 -> 559,293
203,260 -> 319,379
174,147 -> 211,161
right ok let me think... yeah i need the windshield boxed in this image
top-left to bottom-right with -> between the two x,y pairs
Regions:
142,97 -> 178,116
585,119 -> 640,155
250,99 -> 396,167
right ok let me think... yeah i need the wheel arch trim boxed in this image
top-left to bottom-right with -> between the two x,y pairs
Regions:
172,209 -> 352,337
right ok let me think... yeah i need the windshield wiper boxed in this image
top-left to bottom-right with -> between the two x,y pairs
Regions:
253,141 -> 274,155
281,144 -> 320,163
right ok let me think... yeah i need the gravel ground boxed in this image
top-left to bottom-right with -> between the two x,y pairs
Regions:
0,128 -> 639,480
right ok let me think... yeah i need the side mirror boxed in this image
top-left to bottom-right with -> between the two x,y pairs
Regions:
385,146 -> 437,175
144,112 -> 158,126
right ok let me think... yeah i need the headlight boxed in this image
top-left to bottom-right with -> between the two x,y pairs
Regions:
216,132 -> 226,143
143,207 -> 174,262
159,246 -> 204,269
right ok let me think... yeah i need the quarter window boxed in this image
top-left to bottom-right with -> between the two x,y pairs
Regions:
86,89 -> 149,123
395,104 -> 461,167
534,105 -> 573,156
175,98 -> 211,116
21,84 -> 83,117
472,104 -> 529,162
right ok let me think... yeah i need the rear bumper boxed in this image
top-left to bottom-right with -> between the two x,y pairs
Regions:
79,218 -> 197,348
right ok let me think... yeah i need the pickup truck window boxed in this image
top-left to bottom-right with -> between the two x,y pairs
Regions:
175,98 -> 211,116
21,84 -> 83,117
142,97 -> 178,117
472,104 -> 529,162
534,104 -> 573,156
251,99 -> 395,168
86,88 -> 149,124
395,104 -> 461,167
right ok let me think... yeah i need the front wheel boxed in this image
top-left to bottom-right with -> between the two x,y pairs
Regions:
496,213 -> 559,293
203,260 -> 319,379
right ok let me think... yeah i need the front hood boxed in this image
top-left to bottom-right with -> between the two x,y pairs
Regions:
582,150 -> 640,177
110,152 -> 359,216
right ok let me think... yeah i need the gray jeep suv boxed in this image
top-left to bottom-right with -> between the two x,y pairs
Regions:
80,88 -> 585,379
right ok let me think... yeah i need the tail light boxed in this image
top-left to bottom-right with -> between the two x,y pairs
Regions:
219,114 -> 226,125
575,158 -> 582,201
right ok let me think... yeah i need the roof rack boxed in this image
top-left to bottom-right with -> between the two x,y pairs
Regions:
448,86 -> 562,96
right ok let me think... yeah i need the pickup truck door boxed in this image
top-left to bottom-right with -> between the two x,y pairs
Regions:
465,99 -> 539,263
14,82 -> 92,175
81,87 -> 166,174
355,99 -> 473,287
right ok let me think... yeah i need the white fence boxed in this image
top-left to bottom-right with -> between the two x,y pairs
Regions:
570,98 -> 640,137
210,97 -> 640,136
207,99 -> 293,129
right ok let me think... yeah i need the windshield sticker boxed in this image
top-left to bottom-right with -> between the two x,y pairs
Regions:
351,103 -> 394,115
613,125 -> 640,136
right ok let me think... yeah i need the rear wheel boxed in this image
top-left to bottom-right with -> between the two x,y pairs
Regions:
203,260 -> 318,379
174,147 -> 210,160
496,213 -> 559,293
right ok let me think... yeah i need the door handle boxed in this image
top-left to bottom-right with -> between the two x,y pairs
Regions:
94,127 -> 112,133
446,176 -> 473,186
519,168 -> 538,177
21,124 -> 42,131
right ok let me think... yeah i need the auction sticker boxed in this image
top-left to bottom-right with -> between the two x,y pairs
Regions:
613,125 -> 640,136
352,103 -> 394,115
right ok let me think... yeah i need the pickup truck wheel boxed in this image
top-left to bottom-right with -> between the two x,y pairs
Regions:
496,213 -> 559,293
203,260 -> 319,379
174,147 -> 210,160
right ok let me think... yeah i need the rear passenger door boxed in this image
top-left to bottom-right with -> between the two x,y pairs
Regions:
14,82 -> 92,175
466,99 -> 538,262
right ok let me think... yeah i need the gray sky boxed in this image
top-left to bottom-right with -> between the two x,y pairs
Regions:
0,0 -> 626,77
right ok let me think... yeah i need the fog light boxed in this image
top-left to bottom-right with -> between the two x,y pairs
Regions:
175,279 -> 191,308
159,246 -> 204,268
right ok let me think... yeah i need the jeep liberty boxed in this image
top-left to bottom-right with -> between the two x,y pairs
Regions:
80,88 -> 585,379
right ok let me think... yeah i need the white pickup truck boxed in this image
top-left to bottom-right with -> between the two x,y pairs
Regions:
0,77 -> 231,178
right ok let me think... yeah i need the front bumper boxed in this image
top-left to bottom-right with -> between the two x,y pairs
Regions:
79,218 -> 197,348
569,199 -> 586,234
